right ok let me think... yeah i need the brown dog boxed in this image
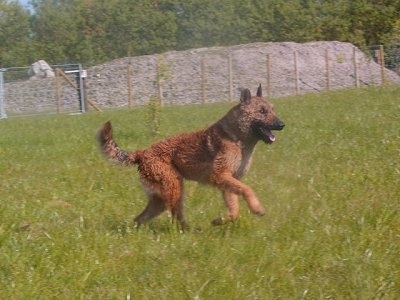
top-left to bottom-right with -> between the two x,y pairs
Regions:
97,85 -> 284,230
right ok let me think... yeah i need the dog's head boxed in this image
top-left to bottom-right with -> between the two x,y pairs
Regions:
239,85 -> 285,144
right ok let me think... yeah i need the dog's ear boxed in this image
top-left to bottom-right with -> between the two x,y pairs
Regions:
256,84 -> 262,97
240,88 -> 251,104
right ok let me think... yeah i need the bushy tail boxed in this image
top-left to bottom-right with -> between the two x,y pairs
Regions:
97,121 -> 138,165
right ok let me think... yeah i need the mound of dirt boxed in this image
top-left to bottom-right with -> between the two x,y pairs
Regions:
86,41 -> 400,108
3,41 -> 399,116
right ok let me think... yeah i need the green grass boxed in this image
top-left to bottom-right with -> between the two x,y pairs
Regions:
0,87 -> 399,299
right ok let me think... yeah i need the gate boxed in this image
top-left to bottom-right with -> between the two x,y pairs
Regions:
0,63 -> 87,118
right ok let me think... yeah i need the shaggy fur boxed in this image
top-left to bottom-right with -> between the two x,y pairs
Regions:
97,85 -> 284,230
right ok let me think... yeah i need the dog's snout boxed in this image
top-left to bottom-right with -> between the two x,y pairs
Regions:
274,119 -> 285,131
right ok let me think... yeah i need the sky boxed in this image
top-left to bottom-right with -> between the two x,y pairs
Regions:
17,0 -> 31,8
18,0 -> 34,12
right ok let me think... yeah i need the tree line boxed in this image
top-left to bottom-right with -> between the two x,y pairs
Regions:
1,0 -> 400,68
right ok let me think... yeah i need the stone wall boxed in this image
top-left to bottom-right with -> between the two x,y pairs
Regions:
86,41 -> 400,108
3,41 -> 399,115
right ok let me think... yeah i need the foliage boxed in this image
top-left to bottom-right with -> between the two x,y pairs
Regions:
145,96 -> 162,136
0,0 -> 32,67
173,0 -> 248,49
0,87 -> 399,298
29,0 -> 177,65
2,0 -> 400,66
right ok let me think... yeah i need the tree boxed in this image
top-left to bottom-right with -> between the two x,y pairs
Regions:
30,0 -> 177,65
0,0 -> 33,67
3,0 -> 400,67
95,0 -> 177,57
316,0 -> 400,47
31,0 -> 91,64
173,0 -> 246,50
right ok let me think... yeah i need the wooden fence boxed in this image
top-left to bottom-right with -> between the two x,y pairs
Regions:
1,42 -> 399,117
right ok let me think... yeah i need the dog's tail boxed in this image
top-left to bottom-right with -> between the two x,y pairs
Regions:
97,121 -> 138,166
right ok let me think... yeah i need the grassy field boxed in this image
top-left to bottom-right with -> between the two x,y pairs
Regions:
0,87 -> 399,299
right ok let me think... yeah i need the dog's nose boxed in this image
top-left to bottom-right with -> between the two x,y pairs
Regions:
275,119 -> 285,130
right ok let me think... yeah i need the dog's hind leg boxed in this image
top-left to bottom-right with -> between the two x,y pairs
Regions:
212,191 -> 240,225
170,199 -> 189,231
137,164 -> 188,231
134,193 -> 165,228
163,179 -> 189,231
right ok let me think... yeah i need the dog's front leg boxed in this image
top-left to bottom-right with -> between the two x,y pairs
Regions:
212,191 -> 239,225
211,173 -> 265,224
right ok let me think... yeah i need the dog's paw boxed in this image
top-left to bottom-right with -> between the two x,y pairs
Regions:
254,207 -> 266,216
211,216 -> 228,226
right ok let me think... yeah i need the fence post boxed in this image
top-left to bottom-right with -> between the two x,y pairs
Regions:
0,69 -> 7,119
201,56 -> 206,104
325,49 -> 331,91
127,62 -> 133,108
81,69 -> 89,112
228,51 -> 233,102
55,68 -> 61,114
353,47 -> 360,88
266,54 -> 271,98
78,64 -> 85,112
157,55 -> 164,106
379,45 -> 386,85
294,51 -> 299,95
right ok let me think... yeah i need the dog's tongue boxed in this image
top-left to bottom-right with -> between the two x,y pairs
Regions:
269,134 -> 276,142
266,131 -> 276,142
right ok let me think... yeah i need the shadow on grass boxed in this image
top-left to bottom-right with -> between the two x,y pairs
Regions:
104,214 -> 251,237
105,216 -> 188,236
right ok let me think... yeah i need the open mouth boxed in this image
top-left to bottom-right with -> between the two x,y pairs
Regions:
252,121 -> 284,144
259,127 -> 276,144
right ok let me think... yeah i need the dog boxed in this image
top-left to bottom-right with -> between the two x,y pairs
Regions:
97,85 -> 284,230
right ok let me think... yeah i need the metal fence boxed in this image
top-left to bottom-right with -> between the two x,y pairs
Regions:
85,42 -> 400,108
1,42 -> 400,118
0,63 -> 85,118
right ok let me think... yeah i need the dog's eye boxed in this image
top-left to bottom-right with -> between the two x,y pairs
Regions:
259,107 -> 268,114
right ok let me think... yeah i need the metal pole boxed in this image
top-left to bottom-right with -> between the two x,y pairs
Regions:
0,69 -> 7,119
78,64 -> 85,112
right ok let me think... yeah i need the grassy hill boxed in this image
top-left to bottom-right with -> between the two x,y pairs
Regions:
0,87 -> 399,299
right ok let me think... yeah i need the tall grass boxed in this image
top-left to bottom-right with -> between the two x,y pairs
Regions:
0,87 -> 399,299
